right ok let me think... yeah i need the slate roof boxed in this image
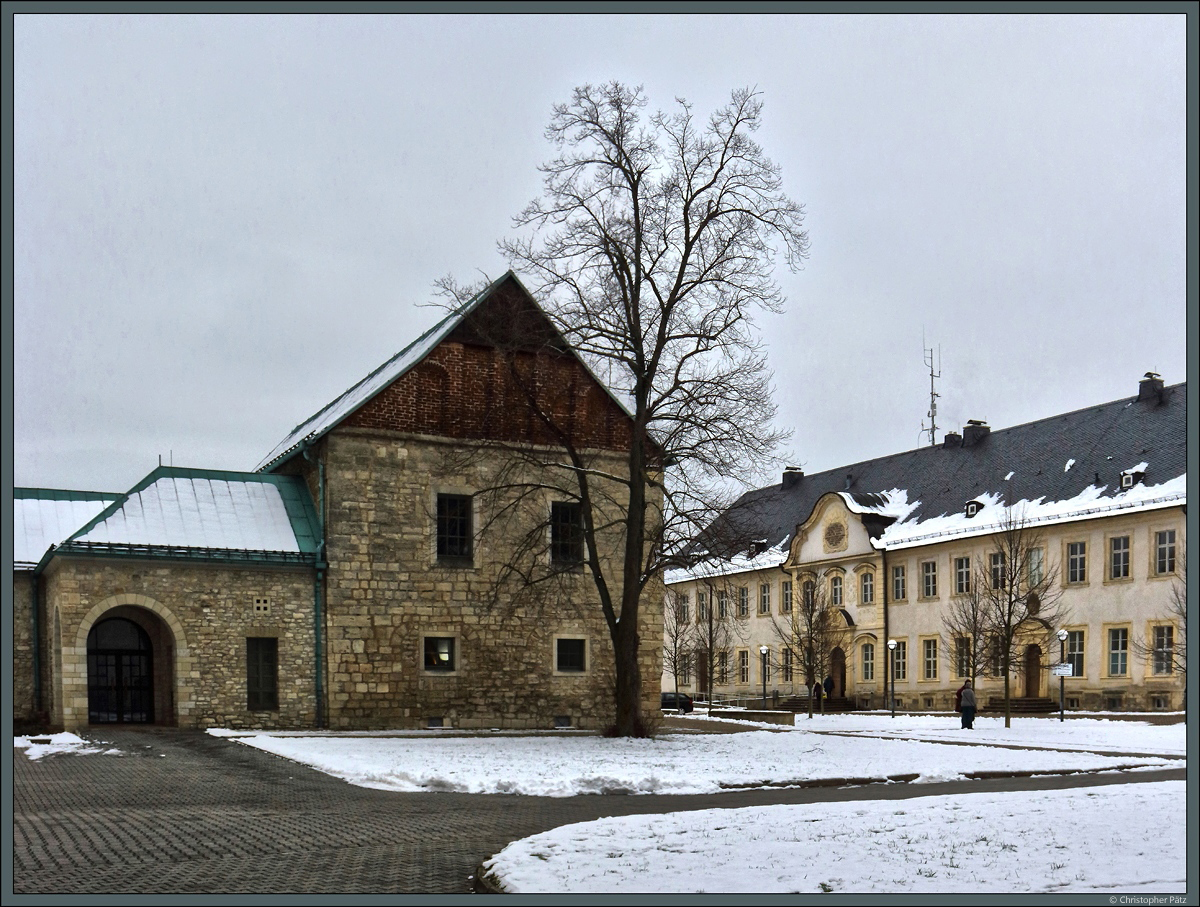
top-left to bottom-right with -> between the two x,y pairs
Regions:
31,467 -> 321,568
691,379 -> 1187,565
13,489 -> 121,569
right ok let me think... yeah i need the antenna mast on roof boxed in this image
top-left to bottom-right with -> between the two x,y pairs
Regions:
920,335 -> 940,447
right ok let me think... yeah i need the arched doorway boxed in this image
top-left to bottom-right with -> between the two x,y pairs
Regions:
830,647 -> 846,698
1024,644 -> 1042,698
87,617 -> 153,723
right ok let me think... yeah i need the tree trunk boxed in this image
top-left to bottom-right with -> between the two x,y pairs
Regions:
610,604 -> 645,736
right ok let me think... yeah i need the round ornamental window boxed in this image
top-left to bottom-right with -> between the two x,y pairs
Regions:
824,522 -> 846,549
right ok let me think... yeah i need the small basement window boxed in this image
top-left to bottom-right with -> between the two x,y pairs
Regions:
424,637 -> 456,672
554,715 -> 572,728
427,716 -> 445,729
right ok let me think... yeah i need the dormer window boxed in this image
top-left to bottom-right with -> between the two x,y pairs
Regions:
749,539 -> 770,557
1120,470 -> 1144,490
965,500 -> 984,518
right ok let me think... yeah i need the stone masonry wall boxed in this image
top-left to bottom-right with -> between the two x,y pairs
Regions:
312,428 -> 662,730
12,572 -> 37,726
42,558 -> 317,731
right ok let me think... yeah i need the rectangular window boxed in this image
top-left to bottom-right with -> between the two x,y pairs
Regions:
990,552 -> 1006,590
923,639 -> 938,680
1152,626 -> 1174,675
802,581 -> 816,608
893,565 -> 906,601
550,501 -> 584,566
719,591 -> 730,619
677,593 -> 689,623
738,650 -> 749,684
830,575 -> 843,606
1108,628 -> 1128,677
955,637 -> 970,678
436,493 -> 473,563
781,581 -> 793,613
246,637 -> 278,711
762,648 -> 772,682
758,583 -> 771,615
679,652 -> 691,685
737,587 -> 749,618
556,638 -> 586,672
1028,547 -> 1044,587
782,648 -> 793,682
921,562 -> 937,598
861,643 -> 874,681
697,592 -> 708,622
1067,542 -> 1087,584
860,572 -> 874,605
954,557 -> 971,595
717,650 -> 729,684
1066,630 -> 1084,678
1110,536 -> 1130,580
892,641 -> 907,681
1156,530 -> 1176,575
424,636 -> 456,672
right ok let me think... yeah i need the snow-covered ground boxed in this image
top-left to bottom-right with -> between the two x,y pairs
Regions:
483,782 -> 1187,893
13,732 -> 123,760
215,713 -> 1183,796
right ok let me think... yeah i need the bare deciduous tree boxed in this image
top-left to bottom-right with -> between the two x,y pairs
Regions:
978,507 -> 1069,728
661,589 -> 693,711
444,82 -> 807,736
772,571 -> 849,718
940,560 -> 995,686
1133,557 -> 1187,710
688,573 -> 751,705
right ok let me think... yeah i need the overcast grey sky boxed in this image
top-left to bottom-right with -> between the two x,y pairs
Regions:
13,13 -> 1188,494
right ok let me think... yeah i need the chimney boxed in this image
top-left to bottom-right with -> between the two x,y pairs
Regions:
962,419 -> 990,447
782,467 -> 804,489
1138,372 -> 1164,405
843,473 -> 854,491
943,431 -> 962,449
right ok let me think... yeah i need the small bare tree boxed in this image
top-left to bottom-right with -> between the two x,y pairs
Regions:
442,82 -> 808,736
979,507 -> 1068,728
1133,558 -> 1187,710
941,561 -> 995,686
661,589 -> 693,711
688,573 -> 751,705
772,570 -> 849,718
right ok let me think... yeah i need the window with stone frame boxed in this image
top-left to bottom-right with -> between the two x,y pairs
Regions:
923,638 -> 938,680
1108,628 -> 1128,677
1109,535 -> 1130,580
860,571 -> 874,605
677,593 -> 689,623
436,493 -> 473,564
1027,547 -> 1044,587
892,565 -> 906,601
830,575 -> 843,606
954,557 -> 971,595
1066,630 -> 1084,678
738,649 -> 749,684
717,650 -> 729,684
719,590 -> 730,619
861,642 -> 874,681
758,583 -> 771,615
1155,530 -> 1176,576
697,592 -> 709,622
424,636 -> 456,672
781,580 -> 793,613
737,587 -> 749,618
550,501 -> 584,567
990,552 -> 1006,590
782,647 -> 794,682
955,636 -> 970,678
556,638 -> 586,672
892,640 -> 907,681
921,561 -> 937,598
679,652 -> 691,685
1152,625 -> 1175,675
1067,541 -> 1087,584
246,637 -> 278,711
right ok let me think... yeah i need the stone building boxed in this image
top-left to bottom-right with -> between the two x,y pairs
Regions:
665,375 -> 1186,714
13,272 -> 663,731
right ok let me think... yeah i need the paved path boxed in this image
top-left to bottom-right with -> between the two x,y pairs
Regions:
12,727 -> 1184,895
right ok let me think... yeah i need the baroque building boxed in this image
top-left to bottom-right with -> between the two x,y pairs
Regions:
664,375 -> 1186,713
14,273 -> 663,731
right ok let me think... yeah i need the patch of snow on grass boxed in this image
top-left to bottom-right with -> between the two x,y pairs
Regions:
14,732 -> 121,760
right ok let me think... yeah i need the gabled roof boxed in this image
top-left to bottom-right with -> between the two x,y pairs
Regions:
679,380 -> 1186,575
40,466 -> 320,567
13,489 -> 121,569
256,271 -> 634,473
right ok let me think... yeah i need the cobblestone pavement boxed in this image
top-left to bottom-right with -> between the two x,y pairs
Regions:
12,727 -> 1185,895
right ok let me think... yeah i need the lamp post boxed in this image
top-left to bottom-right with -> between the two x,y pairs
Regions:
887,639 -> 897,718
760,645 -> 769,709
1057,628 -> 1069,723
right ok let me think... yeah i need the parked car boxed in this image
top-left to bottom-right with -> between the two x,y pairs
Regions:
661,692 -> 694,713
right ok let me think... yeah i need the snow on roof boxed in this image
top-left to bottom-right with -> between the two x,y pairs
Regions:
878,474 -> 1186,551
839,489 -> 919,522
664,541 -> 789,585
256,274 -> 506,472
69,471 -> 313,554
14,490 -> 120,568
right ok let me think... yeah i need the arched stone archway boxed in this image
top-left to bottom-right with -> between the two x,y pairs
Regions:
62,595 -> 194,730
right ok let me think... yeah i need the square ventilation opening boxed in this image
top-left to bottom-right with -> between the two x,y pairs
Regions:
554,715 -> 572,728
254,597 -> 271,615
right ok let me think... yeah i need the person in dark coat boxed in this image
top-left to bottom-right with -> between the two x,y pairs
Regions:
960,680 -> 977,729
955,681 -> 967,713
823,676 -> 834,698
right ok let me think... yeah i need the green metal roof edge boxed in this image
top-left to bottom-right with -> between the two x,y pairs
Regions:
256,271 -> 516,474
47,543 -> 317,569
61,465 -> 320,554
14,487 -> 120,501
